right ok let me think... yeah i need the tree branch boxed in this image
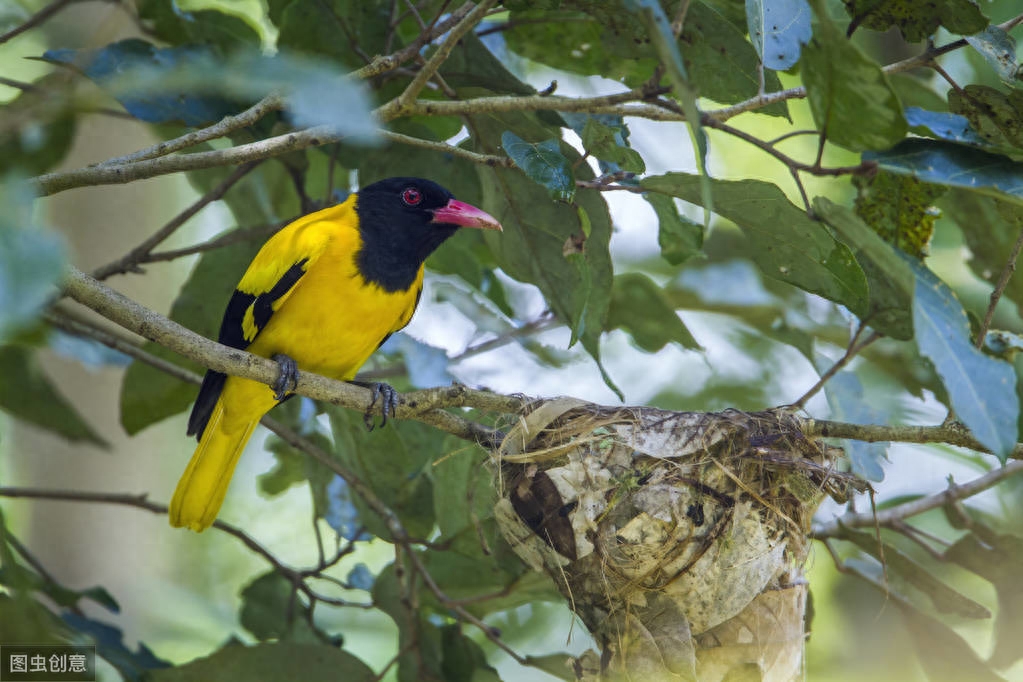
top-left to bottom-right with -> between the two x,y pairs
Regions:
91,161 -> 261,280
811,459 -> 1023,538
975,221 -> 1023,349
60,265 -> 522,445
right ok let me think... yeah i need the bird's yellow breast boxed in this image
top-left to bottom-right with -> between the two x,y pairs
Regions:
218,198 -> 423,421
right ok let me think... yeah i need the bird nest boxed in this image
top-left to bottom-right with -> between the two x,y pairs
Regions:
491,400 -> 865,680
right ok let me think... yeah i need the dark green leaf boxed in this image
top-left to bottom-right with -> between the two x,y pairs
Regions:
0,73 -> 76,176
911,260 -> 1019,459
239,572 -> 317,642
840,528 -> 990,619
890,74 -> 949,112
645,193 -> 703,265
939,191 -> 1023,318
371,564 -> 445,682
944,522 -> 1023,668
966,26 -> 1020,85
326,407 -> 438,539
502,131 -> 575,202
865,139 -> 1023,207
642,174 -> 869,314
843,0 -> 988,42
746,0 -> 812,71
503,9 -> 656,82
820,368 -> 889,480
0,346 -> 106,446
0,179 -> 66,343
0,594 -> 67,642
813,197 -> 914,339
607,272 -> 701,352
580,118 -> 645,173
440,625 -> 502,682
276,0 -> 389,70
948,85 -> 1023,152
438,31 -> 535,96
431,438 -> 498,551
136,0 -> 262,49
150,642 -> 375,682
679,1 -> 788,115
801,17 -> 907,152
120,238 -> 262,434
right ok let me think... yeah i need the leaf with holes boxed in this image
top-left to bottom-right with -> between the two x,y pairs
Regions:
746,0 -> 812,71
966,26 -> 1020,85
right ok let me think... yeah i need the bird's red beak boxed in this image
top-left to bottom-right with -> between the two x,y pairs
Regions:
430,199 -> 502,231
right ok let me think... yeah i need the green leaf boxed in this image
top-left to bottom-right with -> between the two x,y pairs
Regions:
801,16 -> 907,152
0,73 -> 77,177
948,85 -> 1023,153
944,523 -> 1023,668
440,625 -> 502,682
0,346 -> 106,446
120,238 -> 262,434
842,0 -> 988,42
607,273 -> 701,352
966,26 -> 1020,85
911,260 -> 1019,459
523,653 -> 576,681
819,368 -> 889,480
438,31 -> 535,96
239,572 -> 318,642
580,118 -> 645,173
645,193 -> 703,265
865,139 -> 1023,207
136,0 -> 263,50
938,191 -> 1023,319
890,74 -> 949,112
276,0 -> 389,70
813,197 -> 915,339
326,407 -> 438,539
641,174 -> 869,314
431,437 -> 498,553
501,131 -> 575,202
0,180 -> 66,343
745,0 -> 812,71
840,527 -> 990,618
679,0 -> 788,116
150,642 -> 375,682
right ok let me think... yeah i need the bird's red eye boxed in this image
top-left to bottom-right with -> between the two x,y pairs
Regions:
402,187 -> 422,206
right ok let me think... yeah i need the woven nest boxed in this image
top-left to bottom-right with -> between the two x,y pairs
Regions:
491,400 -> 865,679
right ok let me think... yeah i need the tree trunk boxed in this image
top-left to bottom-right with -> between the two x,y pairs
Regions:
493,403 -> 861,681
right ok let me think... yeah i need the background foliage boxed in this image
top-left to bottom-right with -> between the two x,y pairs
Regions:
3,0 -> 1023,680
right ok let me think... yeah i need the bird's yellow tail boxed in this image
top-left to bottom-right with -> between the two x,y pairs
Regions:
170,401 -> 259,532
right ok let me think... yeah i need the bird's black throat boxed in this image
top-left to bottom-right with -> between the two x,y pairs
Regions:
354,216 -> 458,293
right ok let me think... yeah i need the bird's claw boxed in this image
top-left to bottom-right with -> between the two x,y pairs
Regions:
271,353 -> 299,401
363,382 -> 399,431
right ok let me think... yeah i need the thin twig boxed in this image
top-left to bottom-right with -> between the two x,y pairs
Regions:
91,161 -> 261,280
791,325 -> 880,408
143,220 -> 287,264
812,460 -> 1023,538
0,0 -> 94,45
975,222 -> 1023,349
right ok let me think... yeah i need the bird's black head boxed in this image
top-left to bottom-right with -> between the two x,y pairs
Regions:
354,177 -> 501,293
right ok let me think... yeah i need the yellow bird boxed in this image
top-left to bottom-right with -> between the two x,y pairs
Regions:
170,177 -> 501,531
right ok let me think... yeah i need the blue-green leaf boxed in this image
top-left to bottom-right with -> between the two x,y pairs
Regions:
905,107 -> 990,150
965,26 -> 1020,85
0,180 -> 66,343
911,261 -> 1019,459
746,0 -> 812,71
377,333 -> 452,388
501,131 -> 575,201
819,362 -> 889,480
866,139 -> 1023,207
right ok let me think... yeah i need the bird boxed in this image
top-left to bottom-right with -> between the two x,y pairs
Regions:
169,177 -> 502,532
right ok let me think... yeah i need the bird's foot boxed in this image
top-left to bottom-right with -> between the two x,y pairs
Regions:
271,353 -> 299,401
352,380 -> 400,431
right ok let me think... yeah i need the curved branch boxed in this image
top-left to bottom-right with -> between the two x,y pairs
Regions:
61,266 -> 523,445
